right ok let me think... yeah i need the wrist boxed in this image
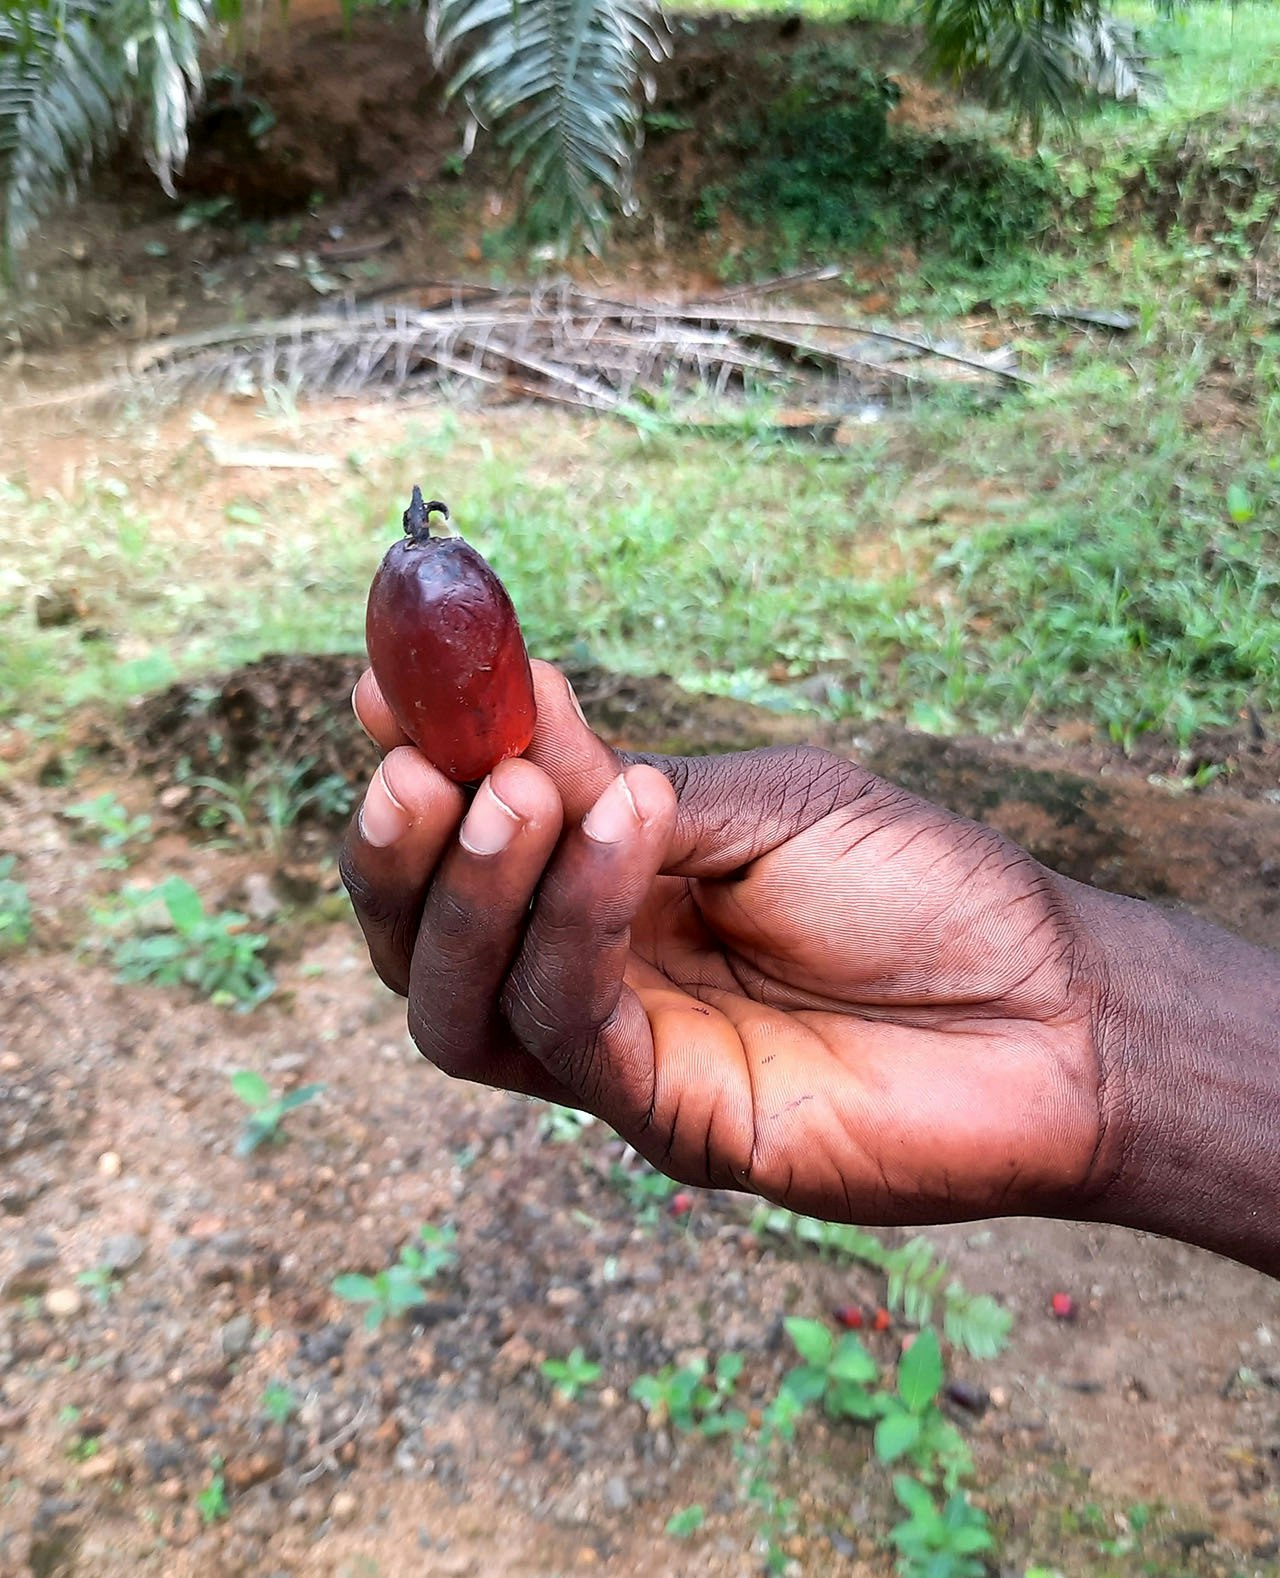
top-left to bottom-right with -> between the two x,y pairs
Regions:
1068,881 -> 1280,1276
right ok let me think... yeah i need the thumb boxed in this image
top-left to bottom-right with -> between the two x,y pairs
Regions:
627,745 -> 894,879
528,668 -> 897,878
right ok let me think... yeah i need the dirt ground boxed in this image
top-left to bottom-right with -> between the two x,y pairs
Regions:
0,651 -> 1278,1578
4,440 -> 1280,1556
1,4 -> 1278,1576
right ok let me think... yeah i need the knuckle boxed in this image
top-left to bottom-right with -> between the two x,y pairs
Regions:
338,843 -> 415,996
406,997 -> 471,1080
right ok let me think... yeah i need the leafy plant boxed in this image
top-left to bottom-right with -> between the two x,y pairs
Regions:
64,1430 -> 101,1463
751,1208 -> 1012,1360
427,0 -> 669,249
196,1454 -> 228,1524
0,0 -> 207,270
94,876 -> 274,1010
331,1223 -> 458,1331
665,1505 -> 705,1538
607,1156 -> 679,1226
923,0 -> 1155,134
538,1103 -> 596,1144
889,1475 -> 994,1578
769,1319 -> 989,1570
630,1353 -> 745,1438
229,1070 -> 324,1156
540,1346 -> 602,1402
75,1265 -> 121,1308
63,791 -> 153,869
260,1382 -> 297,1426
179,756 -> 353,858
734,1387 -> 806,1574
0,855 -> 32,950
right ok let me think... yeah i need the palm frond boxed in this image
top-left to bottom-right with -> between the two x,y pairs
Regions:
1,0 -> 211,271
922,0 -> 1157,133
0,2 -> 120,266
112,0 -> 210,193
1067,12 -> 1156,107
428,0 -> 669,248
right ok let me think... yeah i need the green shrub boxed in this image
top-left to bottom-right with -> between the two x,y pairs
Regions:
707,43 -> 1057,265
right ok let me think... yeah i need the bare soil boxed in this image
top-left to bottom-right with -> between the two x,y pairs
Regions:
2,657 -> 1279,1578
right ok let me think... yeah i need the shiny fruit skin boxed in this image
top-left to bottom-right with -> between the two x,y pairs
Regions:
366,496 -> 536,784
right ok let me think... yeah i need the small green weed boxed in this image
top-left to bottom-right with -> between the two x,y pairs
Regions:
540,1347 -> 602,1402
260,1383 -> 297,1426
94,877 -> 274,1010
0,856 -> 33,951
1096,1501 -> 1151,1557
64,1433 -> 101,1464
177,196 -> 236,232
889,1476 -> 994,1578
180,756 -> 354,858
331,1224 -> 458,1331
196,1456 -> 229,1523
75,1266 -> 121,1308
607,1158 -> 680,1226
782,1322 -> 971,1491
665,1505 -> 706,1538
229,1070 -> 324,1156
630,1353 -> 746,1438
752,1208 -> 1012,1359
63,792 -> 152,869
538,1103 -> 596,1144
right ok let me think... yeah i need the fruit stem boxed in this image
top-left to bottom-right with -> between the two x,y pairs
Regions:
404,485 -> 450,543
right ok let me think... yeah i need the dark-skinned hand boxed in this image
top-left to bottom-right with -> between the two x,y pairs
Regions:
339,661 -> 1121,1229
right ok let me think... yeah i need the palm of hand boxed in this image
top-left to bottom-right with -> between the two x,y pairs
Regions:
619,801 -> 1101,1225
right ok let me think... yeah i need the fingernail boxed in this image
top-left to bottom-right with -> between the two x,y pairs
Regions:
583,773 -> 640,844
459,778 -> 522,856
351,682 -> 372,742
359,764 -> 411,847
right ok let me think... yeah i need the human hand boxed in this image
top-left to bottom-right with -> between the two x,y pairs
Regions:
340,662 -> 1114,1228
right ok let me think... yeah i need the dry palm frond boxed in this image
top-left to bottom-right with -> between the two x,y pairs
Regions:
12,279 -> 1029,420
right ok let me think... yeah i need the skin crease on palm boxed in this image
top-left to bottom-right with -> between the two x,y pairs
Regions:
341,661 -> 1109,1231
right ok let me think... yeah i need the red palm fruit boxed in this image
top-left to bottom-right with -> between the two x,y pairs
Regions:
365,488 -> 537,784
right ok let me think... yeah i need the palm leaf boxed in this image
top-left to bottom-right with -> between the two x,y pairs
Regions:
428,0 -> 668,248
922,0 -> 1156,133
0,2 -> 120,265
0,0 -> 209,272
112,0 -> 210,193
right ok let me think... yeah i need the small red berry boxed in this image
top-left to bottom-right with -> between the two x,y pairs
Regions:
899,1332 -> 917,1354
669,1192 -> 694,1217
833,1305 -> 864,1330
1050,1291 -> 1076,1320
872,1307 -> 892,1333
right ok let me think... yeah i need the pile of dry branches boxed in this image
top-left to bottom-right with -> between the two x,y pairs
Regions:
18,271 -> 1030,417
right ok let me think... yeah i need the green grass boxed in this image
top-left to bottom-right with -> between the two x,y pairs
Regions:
2,338 -> 1277,752
1083,1 -> 1280,133
1,4 -> 1277,757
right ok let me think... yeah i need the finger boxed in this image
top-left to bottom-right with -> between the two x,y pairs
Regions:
525,661 -> 623,820
338,746 -> 466,994
352,668 -> 412,753
501,765 -> 677,1132
406,757 -> 575,1101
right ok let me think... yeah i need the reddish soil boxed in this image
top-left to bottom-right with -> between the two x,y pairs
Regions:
2,659 -> 1279,1578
